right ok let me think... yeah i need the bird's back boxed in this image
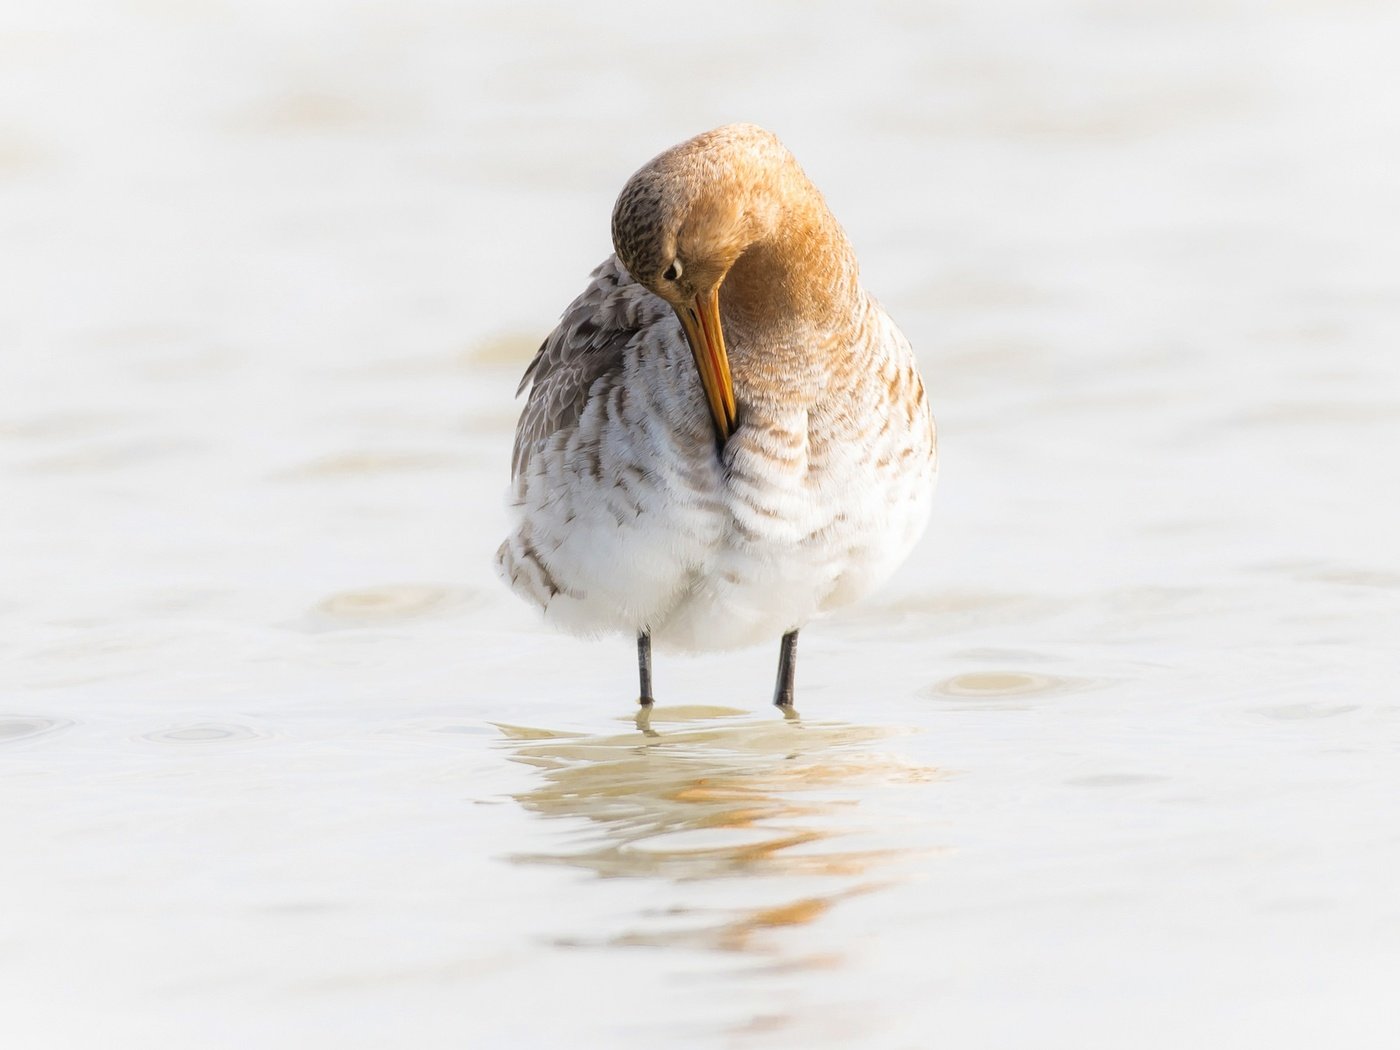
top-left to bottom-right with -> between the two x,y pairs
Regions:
510,256 -> 675,481
498,256 -> 730,640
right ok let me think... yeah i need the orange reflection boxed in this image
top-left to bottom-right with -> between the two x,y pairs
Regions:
496,706 -> 942,956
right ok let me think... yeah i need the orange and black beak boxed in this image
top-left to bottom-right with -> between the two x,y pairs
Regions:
674,289 -> 737,446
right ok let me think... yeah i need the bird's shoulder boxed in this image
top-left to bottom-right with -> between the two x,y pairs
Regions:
510,256 -> 669,480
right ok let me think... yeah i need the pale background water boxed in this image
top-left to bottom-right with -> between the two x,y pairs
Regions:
3,2 -> 1399,1047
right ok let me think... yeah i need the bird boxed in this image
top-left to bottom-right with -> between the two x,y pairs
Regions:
495,123 -> 937,711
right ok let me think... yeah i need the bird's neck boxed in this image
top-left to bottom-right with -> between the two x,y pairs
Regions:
723,199 -> 860,335
720,197 -> 865,403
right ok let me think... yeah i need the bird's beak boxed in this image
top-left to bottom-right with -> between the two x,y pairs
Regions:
675,289 -> 736,446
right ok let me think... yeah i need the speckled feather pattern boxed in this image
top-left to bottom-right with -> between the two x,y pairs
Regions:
495,125 -> 937,652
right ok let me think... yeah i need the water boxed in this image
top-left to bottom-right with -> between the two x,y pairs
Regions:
3,2 -> 1399,1047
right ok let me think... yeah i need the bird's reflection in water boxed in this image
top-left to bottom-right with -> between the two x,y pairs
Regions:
496,705 -> 941,959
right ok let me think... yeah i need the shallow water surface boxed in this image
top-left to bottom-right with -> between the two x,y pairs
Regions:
4,2 -> 1400,1047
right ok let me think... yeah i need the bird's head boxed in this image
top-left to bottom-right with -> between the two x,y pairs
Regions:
611,124 -> 798,446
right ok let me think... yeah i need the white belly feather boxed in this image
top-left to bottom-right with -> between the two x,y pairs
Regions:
496,307 -> 937,652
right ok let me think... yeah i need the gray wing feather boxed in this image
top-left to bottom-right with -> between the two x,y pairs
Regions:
510,256 -> 668,479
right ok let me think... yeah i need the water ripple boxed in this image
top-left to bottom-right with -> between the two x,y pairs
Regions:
143,723 -> 270,744
0,716 -> 73,744
498,707 -> 940,958
308,584 -> 474,627
926,670 -> 1096,709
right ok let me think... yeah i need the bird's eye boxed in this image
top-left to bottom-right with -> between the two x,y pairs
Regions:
663,260 -> 682,282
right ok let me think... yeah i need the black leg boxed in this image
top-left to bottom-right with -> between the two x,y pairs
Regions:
773,630 -> 799,708
637,630 -> 654,706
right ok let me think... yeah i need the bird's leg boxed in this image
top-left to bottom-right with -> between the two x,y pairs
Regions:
637,630 -> 654,706
773,630 -> 799,708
